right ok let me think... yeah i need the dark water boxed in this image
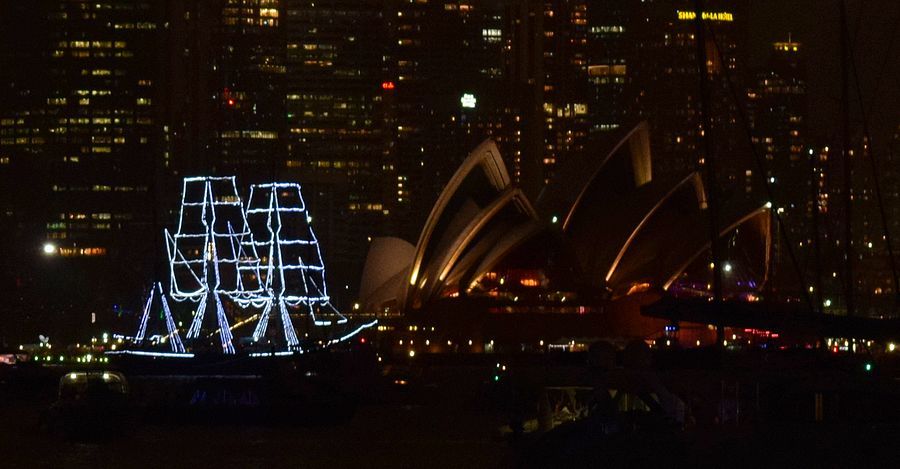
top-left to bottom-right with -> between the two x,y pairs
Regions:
8,352 -> 900,468
0,400 -> 510,468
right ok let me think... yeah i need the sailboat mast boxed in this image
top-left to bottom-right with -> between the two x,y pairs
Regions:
694,0 -> 724,341
839,0 -> 854,316
810,150 -> 825,314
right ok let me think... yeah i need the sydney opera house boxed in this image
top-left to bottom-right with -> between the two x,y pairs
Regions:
358,122 -> 772,349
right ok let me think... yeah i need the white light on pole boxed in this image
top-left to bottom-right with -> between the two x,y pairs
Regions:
42,243 -> 56,255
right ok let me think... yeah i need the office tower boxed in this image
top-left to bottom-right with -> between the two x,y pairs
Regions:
388,0 -> 508,236
747,37 -> 816,295
506,1 -> 683,195
626,2 -> 747,189
748,37 -> 807,203
281,0 -> 392,303
165,0 -> 285,179
0,0 -> 165,339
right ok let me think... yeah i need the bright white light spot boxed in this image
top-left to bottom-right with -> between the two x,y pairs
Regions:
42,243 -> 56,255
551,215 -> 559,224
723,263 -> 732,273
408,350 -> 415,357
460,93 -> 476,109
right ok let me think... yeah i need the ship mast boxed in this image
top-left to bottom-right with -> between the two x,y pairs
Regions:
694,0 -> 724,343
165,176 -> 256,354
245,182 -> 347,351
839,0 -> 854,316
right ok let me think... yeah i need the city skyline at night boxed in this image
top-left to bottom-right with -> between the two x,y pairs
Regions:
3,2 -> 900,467
1,0 -> 898,345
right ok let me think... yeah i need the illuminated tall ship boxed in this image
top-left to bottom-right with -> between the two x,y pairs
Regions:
125,176 -> 372,357
243,182 -> 348,350
165,176 -> 262,354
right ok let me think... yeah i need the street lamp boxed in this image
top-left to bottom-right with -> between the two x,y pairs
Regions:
42,242 -> 56,255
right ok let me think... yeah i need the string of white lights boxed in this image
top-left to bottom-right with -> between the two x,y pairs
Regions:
135,285 -> 154,342
271,185 -> 300,347
245,182 -> 347,349
140,176 -> 365,355
207,179 -> 237,353
248,350 -> 297,358
327,320 -> 379,346
246,207 -> 307,213
252,298 -> 273,342
158,283 -> 185,353
106,350 -> 196,358
166,230 -> 205,301
174,177 -> 276,352
279,299 -> 300,347
186,297 -> 207,338
308,276 -> 348,324
214,292 -> 235,354
135,282 -> 185,353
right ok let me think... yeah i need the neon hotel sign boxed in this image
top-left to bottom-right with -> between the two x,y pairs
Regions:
676,10 -> 734,22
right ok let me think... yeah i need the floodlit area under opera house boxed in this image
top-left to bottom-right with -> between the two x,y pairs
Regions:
358,122 -> 772,349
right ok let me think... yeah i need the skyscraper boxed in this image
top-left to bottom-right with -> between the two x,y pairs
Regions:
388,0 -> 508,236
0,0 -> 165,340
626,1 -> 747,189
281,0 -> 392,303
748,37 -> 807,203
747,37 -> 812,292
165,0 -> 285,179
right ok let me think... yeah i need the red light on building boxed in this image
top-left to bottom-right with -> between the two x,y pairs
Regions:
381,81 -> 395,90
227,98 -> 235,106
